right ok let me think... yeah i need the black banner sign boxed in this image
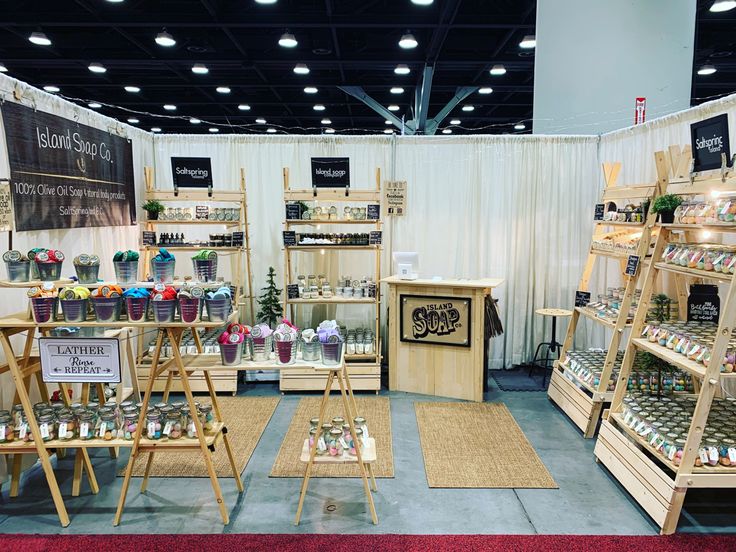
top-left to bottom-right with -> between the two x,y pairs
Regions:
688,284 -> 720,323
691,114 -> 731,172
231,231 -> 244,247
367,204 -> 380,220
286,284 -> 300,299
575,290 -> 591,308
311,157 -> 350,188
285,203 -> 302,220
594,203 -> 605,221
283,231 -> 297,247
369,231 -> 382,245
1,101 -> 136,232
625,255 -> 640,277
171,157 -> 213,188
142,231 -> 157,246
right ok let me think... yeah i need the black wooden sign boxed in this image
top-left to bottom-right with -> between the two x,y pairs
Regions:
594,203 -> 605,221
575,290 -> 592,308
231,231 -> 244,247
285,203 -> 302,220
369,231 -> 382,245
286,284 -> 300,299
625,255 -> 640,277
691,114 -> 731,172
142,231 -> 157,246
283,231 -> 297,247
368,282 -> 377,298
688,284 -> 720,323
171,157 -> 213,188
195,205 -> 209,220
1,101 -> 136,231
311,157 -> 350,188
367,204 -> 381,220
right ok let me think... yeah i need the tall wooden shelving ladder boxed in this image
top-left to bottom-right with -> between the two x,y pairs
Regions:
595,146 -> 736,535
280,168 -> 382,393
548,160 -> 663,437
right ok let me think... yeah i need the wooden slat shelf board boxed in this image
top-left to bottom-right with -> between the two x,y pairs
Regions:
286,245 -> 380,251
653,262 -> 733,283
591,248 -> 638,260
155,351 -> 342,372
300,437 -> 376,463
601,185 -> 656,201
575,306 -> 632,330
556,362 -> 614,400
284,189 -> 381,202
287,297 -> 377,305
0,279 -> 74,289
141,245 -> 246,252
595,221 -> 646,228
631,338 -> 707,379
0,311 -> 236,329
146,191 -> 244,202
146,220 -> 241,226
59,280 -> 233,289
661,223 -> 736,233
286,219 -> 380,225
0,422 -> 224,452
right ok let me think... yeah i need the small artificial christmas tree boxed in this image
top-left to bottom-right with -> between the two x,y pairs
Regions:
256,266 -> 283,328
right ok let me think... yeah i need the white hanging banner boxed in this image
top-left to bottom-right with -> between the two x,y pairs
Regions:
40,338 -> 121,383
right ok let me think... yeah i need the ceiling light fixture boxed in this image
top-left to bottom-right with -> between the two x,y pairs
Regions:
279,32 -> 298,48
127,118 -> 139,124
293,63 -> 310,74
385,120 -> 392,125
390,87 -> 405,94
304,86 -> 318,94
209,127 -> 219,133
450,119 -> 461,125
238,104 -> 251,111
411,0 -> 434,5
442,128 -> 452,134
255,0 -> 277,3
384,129 -> 394,134
313,104 -> 326,111
88,102 -> 102,109
698,65 -> 717,75
151,127 -> 162,132
216,86 -> 231,94
388,105 -> 400,111
256,118 -> 267,124
29,32 -> 51,46
106,0 -> 125,3
710,0 -> 736,11
490,64 -> 506,76
124,85 -> 141,93
190,118 -> 201,124
514,123 -> 526,130
88,62 -> 107,73
43,85 -> 60,93
266,128 -> 277,133
519,35 -> 536,49
479,87 -> 493,94
399,33 -> 418,49
191,63 -> 209,74
0,63 -> 7,73
321,118 -> 331,124
394,64 -> 411,75
163,104 -> 177,111
155,30 -> 176,47
462,105 -> 475,112
325,128 -> 335,134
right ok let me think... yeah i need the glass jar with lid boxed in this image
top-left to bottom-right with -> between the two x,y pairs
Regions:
318,423 -> 332,456
0,412 -> 14,443
146,411 -> 162,440
122,412 -> 138,440
719,438 -> 736,466
163,410 -> 183,439
57,411 -> 76,440
181,406 -> 197,438
37,413 -> 56,442
98,411 -> 118,441
347,427 -> 363,456
329,427 -> 343,456
77,410 -> 96,440
199,404 -> 214,431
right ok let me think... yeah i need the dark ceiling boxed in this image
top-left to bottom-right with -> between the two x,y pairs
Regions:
0,0 -> 733,135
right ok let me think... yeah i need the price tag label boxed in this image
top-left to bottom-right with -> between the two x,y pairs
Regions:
19,424 -> 27,440
163,421 -> 172,436
699,448 -> 709,465
98,421 -> 107,438
40,423 -> 50,440
317,436 -> 326,451
0,424 -> 5,441
58,422 -> 67,439
196,205 -> 209,220
709,447 -> 719,463
231,231 -> 244,247
80,422 -> 89,439
729,448 -> 736,463
285,203 -> 302,220
361,424 -> 369,439
339,437 -> 349,449
668,446 -> 677,461
147,422 -> 156,437
189,422 -> 197,437
142,231 -> 157,246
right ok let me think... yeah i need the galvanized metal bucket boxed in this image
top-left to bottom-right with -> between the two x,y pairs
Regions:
5,261 -> 30,283
275,340 -> 297,365
114,260 -> 139,284
74,263 -> 100,284
125,297 -> 149,322
204,297 -> 231,323
320,342 -> 343,366
91,296 -> 122,323
249,335 -> 273,362
178,296 -> 201,324
192,259 -> 218,282
150,259 -> 176,284
36,262 -> 62,281
301,340 -> 321,362
151,299 -> 177,324
60,298 -> 89,323
220,343 -> 243,366
31,297 -> 58,324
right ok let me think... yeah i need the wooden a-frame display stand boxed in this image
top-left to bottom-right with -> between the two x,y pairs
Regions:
548,160 -> 663,437
595,147 -> 736,534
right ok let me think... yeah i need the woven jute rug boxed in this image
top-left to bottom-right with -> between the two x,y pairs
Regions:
415,402 -> 557,488
118,396 -> 279,478
270,396 -> 394,478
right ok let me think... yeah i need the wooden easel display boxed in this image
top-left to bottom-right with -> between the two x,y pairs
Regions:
595,146 -> 736,534
548,159 -> 664,437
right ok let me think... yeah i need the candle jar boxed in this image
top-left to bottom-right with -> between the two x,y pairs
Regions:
182,407 -> 198,438
329,427 -> 344,456
146,411 -> 163,440
331,416 -> 345,428
348,428 -> 364,456
308,427 -> 318,449
57,411 -> 76,440
720,438 -> 736,467
309,417 -> 320,431
78,410 -> 96,440
318,423 -> 332,456
164,411 -> 183,439
98,412 -> 118,441
0,412 -> 14,443
37,413 -> 56,442
199,404 -> 214,431
354,416 -> 368,440
122,412 -> 138,440
17,413 -> 31,442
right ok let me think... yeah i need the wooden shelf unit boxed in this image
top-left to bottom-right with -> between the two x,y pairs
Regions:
594,145 -> 736,535
280,167 -> 383,393
139,167 -> 256,394
549,159 -> 664,438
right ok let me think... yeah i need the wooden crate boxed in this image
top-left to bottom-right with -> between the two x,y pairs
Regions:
548,368 -> 604,438
280,363 -> 380,392
137,367 -> 238,396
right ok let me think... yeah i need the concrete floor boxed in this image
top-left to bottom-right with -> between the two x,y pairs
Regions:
0,377 -> 733,535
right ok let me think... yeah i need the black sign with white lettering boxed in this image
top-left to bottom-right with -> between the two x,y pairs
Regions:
231,231 -> 244,247
311,157 -> 350,188
691,114 -> 730,172
283,231 -> 297,247
369,231 -> 382,245
625,255 -> 640,277
195,205 -> 209,220
368,282 -> 377,298
594,203 -> 605,221
285,203 -> 302,220
287,284 -> 300,299
171,157 -> 213,188
575,290 -> 591,308
367,204 -> 381,220
142,231 -> 157,246
688,284 -> 720,323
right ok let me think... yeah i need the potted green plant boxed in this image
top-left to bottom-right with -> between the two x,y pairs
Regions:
651,194 -> 683,224
256,267 -> 283,328
651,293 -> 672,323
142,199 -> 165,220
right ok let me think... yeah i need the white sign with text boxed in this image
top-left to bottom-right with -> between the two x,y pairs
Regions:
40,338 -> 121,383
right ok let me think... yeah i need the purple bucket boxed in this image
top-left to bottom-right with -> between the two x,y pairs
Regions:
31,297 -> 57,324
151,299 -> 177,324
220,343 -> 243,366
60,298 -> 89,323
249,335 -> 273,362
91,296 -> 122,323
125,297 -> 149,322
204,297 -> 231,323
192,259 -> 218,282
178,296 -> 201,324
275,340 -> 297,365
150,260 -> 176,284
320,342 -> 343,366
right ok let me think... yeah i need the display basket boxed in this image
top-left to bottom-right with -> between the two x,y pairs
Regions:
178,296 -> 201,324
249,335 -> 273,362
36,262 -> 62,281
320,342 -> 343,366
275,340 -> 297,365
301,340 -> 321,362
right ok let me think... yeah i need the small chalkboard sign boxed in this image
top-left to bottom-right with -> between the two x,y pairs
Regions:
283,231 -> 297,247
285,203 -> 302,221
625,255 -> 640,277
368,282 -> 377,298
594,204 -> 605,221
575,290 -> 592,307
367,204 -> 380,220
231,231 -> 244,247
195,206 -> 209,220
287,284 -> 300,299
688,284 -> 720,323
142,231 -> 157,246
369,231 -> 382,245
